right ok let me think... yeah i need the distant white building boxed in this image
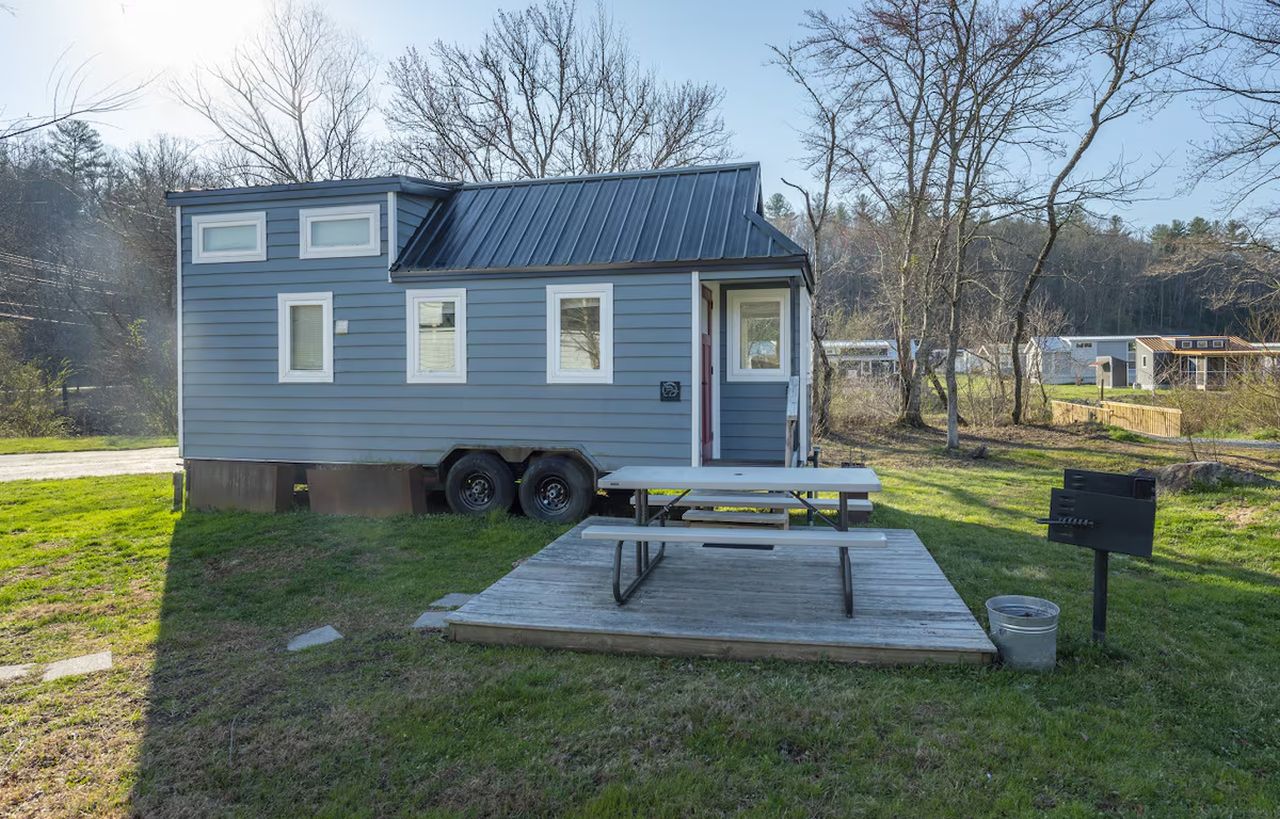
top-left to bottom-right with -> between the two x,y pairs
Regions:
1023,335 -> 1137,385
963,344 -> 1014,375
823,339 -> 975,377
823,339 -> 903,377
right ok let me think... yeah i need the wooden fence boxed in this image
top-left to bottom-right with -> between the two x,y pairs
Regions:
1050,400 -> 1183,438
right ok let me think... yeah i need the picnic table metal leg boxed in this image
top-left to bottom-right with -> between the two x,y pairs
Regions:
612,487 -> 667,605
612,538 -> 667,604
839,492 -> 853,617
635,489 -> 647,574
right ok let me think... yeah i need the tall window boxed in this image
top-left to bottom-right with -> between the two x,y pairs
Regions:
546,283 -> 613,384
299,203 -> 381,258
727,289 -> 789,381
191,212 -> 266,264
277,292 -> 333,383
406,289 -> 466,383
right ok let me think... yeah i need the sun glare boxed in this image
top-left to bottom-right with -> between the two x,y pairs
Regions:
100,0 -> 268,68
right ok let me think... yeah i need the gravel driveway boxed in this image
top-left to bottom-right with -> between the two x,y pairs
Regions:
0,447 -> 180,482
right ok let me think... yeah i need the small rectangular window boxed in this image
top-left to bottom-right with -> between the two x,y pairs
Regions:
546,283 -> 613,384
191,211 -> 266,263
728,288 -> 790,381
277,292 -> 333,383
1197,339 -> 1208,349
1212,339 -> 1224,349
299,203 -> 381,258
406,289 -> 466,383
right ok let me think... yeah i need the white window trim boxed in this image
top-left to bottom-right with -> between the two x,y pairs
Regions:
727,288 -> 791,382
277,292 -> 334,383
546,283 -> 613,384
299,203 -> 381,259
191,211 -> 266,264
406,288 -> 467,384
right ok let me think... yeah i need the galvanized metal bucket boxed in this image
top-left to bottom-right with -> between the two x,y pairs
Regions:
986,595 -> 1060,671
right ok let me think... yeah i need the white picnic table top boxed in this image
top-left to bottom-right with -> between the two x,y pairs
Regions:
597,465 -> 882,494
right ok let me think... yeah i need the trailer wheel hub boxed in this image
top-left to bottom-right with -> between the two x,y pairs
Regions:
461,472 -> 495,509
533,476 -> 570,514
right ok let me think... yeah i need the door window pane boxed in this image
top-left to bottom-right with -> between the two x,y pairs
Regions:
311,217 -> 371,248
290,304 -> 324,371
559,296 -> 601,370
739,300 -> 781,370
417,299 -> 457,372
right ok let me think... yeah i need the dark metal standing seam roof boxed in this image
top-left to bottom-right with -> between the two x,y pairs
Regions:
391,163 -> 809,279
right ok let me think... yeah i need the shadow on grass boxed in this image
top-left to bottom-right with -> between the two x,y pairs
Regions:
128,507 -> 566,815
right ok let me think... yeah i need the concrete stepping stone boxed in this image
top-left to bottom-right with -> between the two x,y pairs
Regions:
287,625 -> 343,652
41,651 -> 112,682
412,610 -> 450,630
1,664 -> 35,683
429,593 -> 474,609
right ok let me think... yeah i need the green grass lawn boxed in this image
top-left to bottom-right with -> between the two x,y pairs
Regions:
1040,383 -> 1154,403
1,429 -> 1278,815
0,435 -> 177,455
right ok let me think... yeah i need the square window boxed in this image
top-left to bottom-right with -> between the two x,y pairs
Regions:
277,292 -> 333,382
728,289 -> 790,381
299,204 -> 381,258
546,284 -> 613,384
191,212 -> 266,263
406,289 -> 466,383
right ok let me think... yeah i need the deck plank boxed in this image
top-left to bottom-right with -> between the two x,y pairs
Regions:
446,518 -> 997,665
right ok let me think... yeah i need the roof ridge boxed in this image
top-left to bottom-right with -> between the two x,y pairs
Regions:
458,162 -> 760,191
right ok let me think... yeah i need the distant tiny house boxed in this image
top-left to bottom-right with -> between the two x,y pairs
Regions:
1023,335 -> 1137,385
1133,335 -> 1275,390
166,164 -> 813,520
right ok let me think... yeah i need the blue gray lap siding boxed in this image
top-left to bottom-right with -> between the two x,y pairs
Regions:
179,191 -> 694,469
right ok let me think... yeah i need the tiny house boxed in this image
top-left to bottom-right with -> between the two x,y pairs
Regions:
1023,335 -> 1137,385
166,163 -> 813,521
1133,335 -> 1273,390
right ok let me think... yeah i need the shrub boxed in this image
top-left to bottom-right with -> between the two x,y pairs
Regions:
0,323 -> 73,437
1107,427 -> 1144,443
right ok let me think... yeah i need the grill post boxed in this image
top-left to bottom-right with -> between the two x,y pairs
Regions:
1092,550 -> 1109,644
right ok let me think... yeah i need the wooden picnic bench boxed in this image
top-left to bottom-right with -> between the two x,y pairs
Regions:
588,466 -> 884,617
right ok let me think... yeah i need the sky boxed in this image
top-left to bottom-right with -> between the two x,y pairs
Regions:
0,0 -> 1245,232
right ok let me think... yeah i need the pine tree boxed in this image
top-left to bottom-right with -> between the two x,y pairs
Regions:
48,119 -> 109,198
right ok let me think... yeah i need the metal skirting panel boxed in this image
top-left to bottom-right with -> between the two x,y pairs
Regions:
445,518 -> 996,665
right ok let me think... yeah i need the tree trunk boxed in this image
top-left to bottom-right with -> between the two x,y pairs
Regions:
1009,295 -> 1030,425
812,333 -> 836,438
945,281 -> 965,449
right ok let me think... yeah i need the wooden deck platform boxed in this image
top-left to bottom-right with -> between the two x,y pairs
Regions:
445,518 -> 996,665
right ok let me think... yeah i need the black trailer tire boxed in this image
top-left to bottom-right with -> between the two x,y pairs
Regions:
444,452 -> 515,515
519,456 -> 594,523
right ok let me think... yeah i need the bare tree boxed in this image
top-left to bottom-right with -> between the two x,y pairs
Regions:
931,0 -> 1092,447
1,41 -> 146,142
1008,0 -> 1198,424
176,0 -> 381,184
775,0 -> 1087,430
771,40 -> 853,437
1185,0 -> 1280,228
385,0 -> 731,182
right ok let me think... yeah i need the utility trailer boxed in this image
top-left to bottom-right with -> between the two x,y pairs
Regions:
167,164 -> 812,522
